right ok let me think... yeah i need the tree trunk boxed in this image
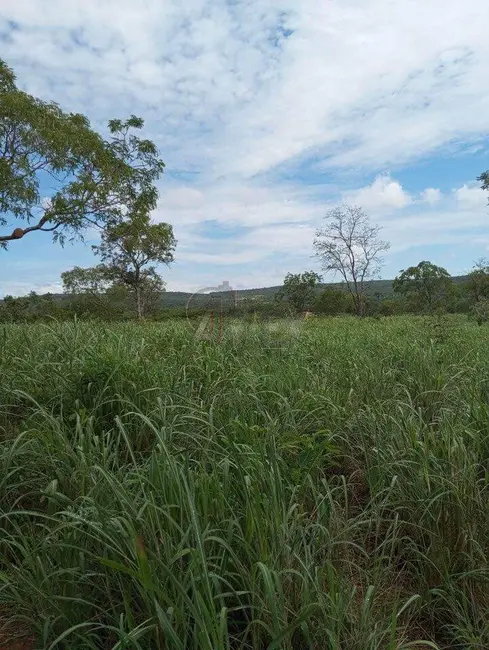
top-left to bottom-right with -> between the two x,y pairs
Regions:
355,292 -> 363,317
136,285 -> 143,320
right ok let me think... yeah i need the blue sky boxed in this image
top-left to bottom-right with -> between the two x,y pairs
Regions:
1,0 -> 489,296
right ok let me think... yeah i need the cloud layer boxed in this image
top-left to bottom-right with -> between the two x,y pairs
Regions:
1,0 -> 489,294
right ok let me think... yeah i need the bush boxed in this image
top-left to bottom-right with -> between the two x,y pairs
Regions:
469,299 -> 489,326
314,287 -> 351,315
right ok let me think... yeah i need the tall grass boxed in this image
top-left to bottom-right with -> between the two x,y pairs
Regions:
1,315 -> 489,648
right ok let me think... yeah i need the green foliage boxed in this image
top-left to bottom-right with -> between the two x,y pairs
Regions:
61,265 -> 129,320
62,211 -> 176,319
0,59 -> 164,248
469,299 -> 489,326
466,258 -> 489,304
0,292 -> 64,322
393,260 -> 453,312
478,169 -> 489,197
314,286 -> 350,315
1,316 -> 489,649
376,297 -> 402,316
62,264 -> 113,295
95,210 -> 175,271
275,270 -> 322,312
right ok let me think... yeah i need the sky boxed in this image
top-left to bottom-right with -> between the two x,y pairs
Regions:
1,0 -> 489,297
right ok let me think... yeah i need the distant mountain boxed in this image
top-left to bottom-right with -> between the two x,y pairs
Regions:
2,275 -> 469,307
161,275 -> 470,307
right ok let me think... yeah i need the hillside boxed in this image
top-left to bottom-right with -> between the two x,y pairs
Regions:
160,275 -> 469,308
2,275 -> 469,307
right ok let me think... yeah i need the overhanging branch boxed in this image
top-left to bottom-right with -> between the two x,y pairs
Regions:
0,216 -> 60,243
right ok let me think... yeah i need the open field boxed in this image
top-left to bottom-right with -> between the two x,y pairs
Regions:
2,316 -> 489,649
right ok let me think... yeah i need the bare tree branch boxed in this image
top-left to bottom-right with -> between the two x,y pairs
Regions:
313,204 -> 390,316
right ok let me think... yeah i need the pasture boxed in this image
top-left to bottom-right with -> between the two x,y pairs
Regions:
1,316 -> 489,649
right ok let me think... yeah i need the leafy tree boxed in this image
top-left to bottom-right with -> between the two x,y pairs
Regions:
466,258 -> 489,304
61,265 -> 126,319
313,205 -> 390,316
275,271 -> 322,313
314,286 -> 350,315
393,261 -> 452,312
0,291 -> 65,322
62,211 -> 176,319
0,59 -> 164,248
377,298 -> 402,317
478,170 -> 489,202
0,294 -> 29,321
445,282 -> 470,314
62,264 -> 112,296
469,299 -> 489,326
94,211 -> 175,319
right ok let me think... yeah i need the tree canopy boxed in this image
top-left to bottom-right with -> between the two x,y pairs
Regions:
0,59 -> 164,248
63,211 -> 176,319
314,286 -> 350,315
275,271 -> 322,313
393,261 -> 452,312
478,170 -> 489,199
466,258 -> 489,304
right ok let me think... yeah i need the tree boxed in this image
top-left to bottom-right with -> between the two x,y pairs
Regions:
314,286 -> 350,315
0,59 -> 164,248
94,211 -> 175,319
469,299 -> 489,326
61,264 -> 113,296
275,271 -> 322,313
445,282 -> 469,314
61,264 -> 123,319
0,291 -> 64,322
478,170 -> 489,202
313,205 -> 390,316
61,264 -> 155,321
393,261 -> 452,312
466,258 -> 489,304
62,211 -> 176,320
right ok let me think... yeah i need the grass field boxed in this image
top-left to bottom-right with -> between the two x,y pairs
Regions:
2,315 -> 489,649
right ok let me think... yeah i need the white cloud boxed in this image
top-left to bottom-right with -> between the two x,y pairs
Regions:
155,181 -> 325,227
155,176 -> 489,291
1,0 -> 488,180
421,188 -> 442,205
2,1 -> 489,292
0,281 -> 63,297
454,184 -> 488,210
343,174 -> 412,211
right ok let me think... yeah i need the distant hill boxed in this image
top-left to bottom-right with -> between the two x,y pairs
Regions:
2,275 -> 470,308
161,275 -> 470,307
164,275 -> 470,306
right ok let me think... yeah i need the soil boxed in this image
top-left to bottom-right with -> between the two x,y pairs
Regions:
0,618 -> 35,650
0,639 -> 35,650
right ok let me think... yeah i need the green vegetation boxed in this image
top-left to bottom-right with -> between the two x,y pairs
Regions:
1,316 -> 489,648
0,268 -> 479,322
393,262 -> 453,313
3,55 -> 489,650
0,60 -> 164,249
275,271 -> 322,313
313,286 -> 351,315
62,211 -> 176,320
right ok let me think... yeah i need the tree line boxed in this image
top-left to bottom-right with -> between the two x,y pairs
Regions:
1,57 -> 489,323
277,205 -> 489,321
